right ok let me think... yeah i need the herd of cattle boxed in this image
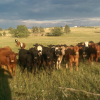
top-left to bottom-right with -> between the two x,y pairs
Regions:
0,39 -> 100,77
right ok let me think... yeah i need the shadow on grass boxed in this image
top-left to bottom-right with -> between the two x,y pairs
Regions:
0,67 -> 12,100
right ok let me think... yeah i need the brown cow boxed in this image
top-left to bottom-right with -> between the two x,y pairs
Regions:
0,50 -> 18,77
0,46 -> 12,70
15,39 -> 20,47
88,43 -> 100,65
20,43 -> 26,49
65,46 -> 82,71
15,39 -> 26,49
16,41 -> 20,47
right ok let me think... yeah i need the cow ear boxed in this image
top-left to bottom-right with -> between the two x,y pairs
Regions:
79,47 -> 82,49
82,43 -> 84,45
60,48 -> 62,50
92,45 -> 95,48
88,43 -> 92,45
65,47 -> 68,50
15,53 -> 19,56
69,47 -> 73,50
27,50 -> 31,54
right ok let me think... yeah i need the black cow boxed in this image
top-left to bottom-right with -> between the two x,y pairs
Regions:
77,42 -> 89,62
18,49 -> 32,77
19,48 -> 40,76
50,46 -> 62,70
28,47 -> 42,74
41,47 -> 54,74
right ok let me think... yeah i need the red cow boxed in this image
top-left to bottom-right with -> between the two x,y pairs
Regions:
65,46 -> 82,71
20,43 -> 26,49
88,43 -> 100,65
15,41 -> 20,47
0,50 -> 18,77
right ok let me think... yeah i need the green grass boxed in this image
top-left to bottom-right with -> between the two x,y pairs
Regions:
0,27 -> 100,100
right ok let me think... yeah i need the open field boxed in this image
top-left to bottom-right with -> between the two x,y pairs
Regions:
0,26 -> 100,100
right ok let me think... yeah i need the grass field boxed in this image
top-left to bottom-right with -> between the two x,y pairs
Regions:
0,26 -> 100,100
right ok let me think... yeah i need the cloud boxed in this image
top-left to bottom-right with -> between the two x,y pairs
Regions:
0,17 -> 100,29
0,0 -> 100,29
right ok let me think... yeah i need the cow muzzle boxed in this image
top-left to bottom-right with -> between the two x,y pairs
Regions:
11,60 -> 14,62
75,52 -> 79,55
34,57 -> 37,59
47,56 -> 50,59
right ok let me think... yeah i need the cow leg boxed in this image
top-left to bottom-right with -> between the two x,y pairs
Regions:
33,65 -> 36,75
21,65 -> 25,74
7,66 -> 12,77
56,61 -> 59,70
48,61 -> 51,74
51,62 -> 53,72
58,61 -> 61,69
96,57 -> 99,65
76,62 -> 78,71
27,67 -> 30,77
3,65 -> 7,74
65,57 -> 69,69
43,61 -> 47,74
12,64 -> 16,76
69,60 -> 72,71
89,55 -> 93,66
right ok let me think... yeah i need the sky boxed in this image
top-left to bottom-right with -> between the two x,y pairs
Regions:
0,0 -> 100,29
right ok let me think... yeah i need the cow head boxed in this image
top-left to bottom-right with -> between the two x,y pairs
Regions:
6,52 -> 18,63
70,46 -> 82,55
28,48 -> 38,60
55,47 -> 62,57
45,49 -> 51,59
37,45 -> 43,56
60,46 -> 66,55
84,42 -> 89,47
15,39 -> 18,43
20,43 -> 25,49
77,42 -> 89,58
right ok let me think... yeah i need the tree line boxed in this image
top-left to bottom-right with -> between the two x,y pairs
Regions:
0,25 -> 70,37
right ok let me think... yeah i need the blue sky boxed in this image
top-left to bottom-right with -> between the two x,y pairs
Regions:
0,0 -> 100,29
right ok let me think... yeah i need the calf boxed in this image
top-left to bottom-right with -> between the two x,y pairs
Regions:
65,46 -> 82,71
42,47 -> 53,74
0,51 -> 18,77
28,47 -> 41,75
18,49 -> 33,77
0,46 -> 12,72
33,43 -> 43,56
50,46 -> 62,70
77,42 -> 89,62
15,39 -> 20,47
20,43 -> 26,49
88,43 -> 100,65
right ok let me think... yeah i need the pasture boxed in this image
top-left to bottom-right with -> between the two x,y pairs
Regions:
0,26 -> 100,100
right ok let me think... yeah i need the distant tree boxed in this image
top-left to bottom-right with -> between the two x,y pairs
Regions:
0,28 -> 2,31
32,26 -> 35,33
50,27 -> 63,36
10,25 -> 30,38
35,26 -> 38,33
32,26 -> 39,33
8,27 -> 12,30
64,25 -> 71,34
0,33 -> 2,36
3,32 -> 6,36
39,26 -> 44,33
60,26 -> 63,30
